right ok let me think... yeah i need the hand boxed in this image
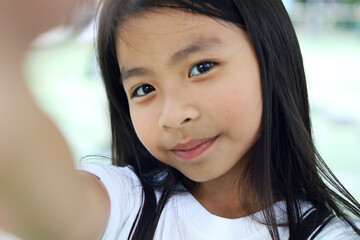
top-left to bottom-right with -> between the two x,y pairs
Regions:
0,0 -> 88,50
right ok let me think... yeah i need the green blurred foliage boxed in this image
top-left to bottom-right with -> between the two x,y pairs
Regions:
341,0 -> 360,4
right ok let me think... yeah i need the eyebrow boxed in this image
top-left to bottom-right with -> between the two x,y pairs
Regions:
121,36 -> 222,83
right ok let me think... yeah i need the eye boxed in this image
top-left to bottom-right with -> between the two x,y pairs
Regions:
131,84 -> 155,98
189,61 -> 216,77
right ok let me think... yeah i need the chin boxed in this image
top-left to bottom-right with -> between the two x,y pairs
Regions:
182,171 -> 221,183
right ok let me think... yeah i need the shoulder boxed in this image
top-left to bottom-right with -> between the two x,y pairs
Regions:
314,216 -> 360,240
278,201 -> 360,240
78,162 -> 139,182
78,163 -> 144,239
78,162 -> 143,200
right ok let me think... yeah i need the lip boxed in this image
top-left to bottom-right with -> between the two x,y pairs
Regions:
171,136 -> 218,161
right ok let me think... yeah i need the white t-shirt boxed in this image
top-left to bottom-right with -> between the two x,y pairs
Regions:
79,163 -> 360,240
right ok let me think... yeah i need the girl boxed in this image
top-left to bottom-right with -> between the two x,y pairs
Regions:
94,0 -> 360,239
0,0 -> 359,239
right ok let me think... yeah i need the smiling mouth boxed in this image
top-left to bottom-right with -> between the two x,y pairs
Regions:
171,136 -> 218,161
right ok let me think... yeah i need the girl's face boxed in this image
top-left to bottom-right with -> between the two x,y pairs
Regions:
116,9 -> 262,183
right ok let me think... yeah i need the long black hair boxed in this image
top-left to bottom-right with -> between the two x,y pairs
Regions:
96,0 -> 360,239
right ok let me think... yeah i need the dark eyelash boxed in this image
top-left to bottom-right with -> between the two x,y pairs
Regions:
189,61 -> 217,77
131,84 -> 155,98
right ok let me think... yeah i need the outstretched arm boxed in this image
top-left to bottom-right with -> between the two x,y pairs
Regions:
0,1 -> 109,239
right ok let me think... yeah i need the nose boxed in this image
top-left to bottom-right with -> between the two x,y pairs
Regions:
158,91 -> 200,130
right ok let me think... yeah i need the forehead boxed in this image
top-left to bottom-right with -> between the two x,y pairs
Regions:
118,8 -> 235,36
117,9 -> 243,55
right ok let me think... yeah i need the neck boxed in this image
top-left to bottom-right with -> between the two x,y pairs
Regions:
189,152 -> 260,219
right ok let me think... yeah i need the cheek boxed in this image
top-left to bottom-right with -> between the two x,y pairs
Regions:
130,107 -> 160,155
213,73 -> 262,136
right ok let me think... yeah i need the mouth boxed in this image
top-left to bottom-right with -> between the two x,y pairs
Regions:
171,135 -> 219,161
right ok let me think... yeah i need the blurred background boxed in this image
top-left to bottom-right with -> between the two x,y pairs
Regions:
284,0 -> 360,202
1,0 -> 360,238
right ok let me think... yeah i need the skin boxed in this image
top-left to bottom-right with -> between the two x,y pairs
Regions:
0,1 -> 109,239
117,9 -> 263,218
0,0 -> 79,54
